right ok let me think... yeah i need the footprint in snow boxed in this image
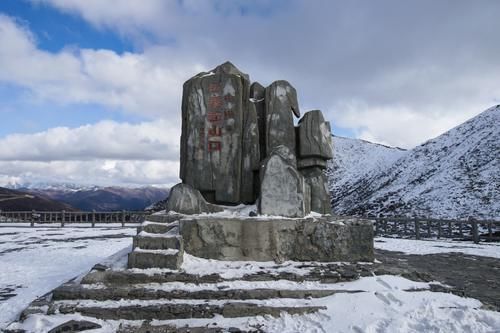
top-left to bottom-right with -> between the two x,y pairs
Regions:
376,277 -> 392,290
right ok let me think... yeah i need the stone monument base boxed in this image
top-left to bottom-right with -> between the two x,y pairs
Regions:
179,215 -> 374,262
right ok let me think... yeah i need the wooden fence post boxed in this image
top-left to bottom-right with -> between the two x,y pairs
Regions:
92,210 -> 96,228
121,210 -> 126,227
415,218 -> 420,240
427,221 -> 431,238
61,210 -> 65,227
31,210 -> 35,227
470,218 -> 479,244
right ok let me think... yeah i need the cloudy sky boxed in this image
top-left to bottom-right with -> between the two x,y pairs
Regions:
0,0 -> 499,187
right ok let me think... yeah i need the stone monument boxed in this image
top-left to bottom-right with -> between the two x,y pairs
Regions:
178,61 -> 332,216
127,61 -> 374,269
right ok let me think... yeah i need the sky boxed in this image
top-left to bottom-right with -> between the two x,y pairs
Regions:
0,0 -> 499,187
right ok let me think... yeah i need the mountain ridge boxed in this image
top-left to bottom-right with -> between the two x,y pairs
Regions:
327,105 -> 500,219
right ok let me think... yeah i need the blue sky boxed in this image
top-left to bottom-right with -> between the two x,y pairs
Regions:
0,0 -> 498,186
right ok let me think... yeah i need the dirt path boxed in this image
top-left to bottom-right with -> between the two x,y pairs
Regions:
376,249 -> 500,311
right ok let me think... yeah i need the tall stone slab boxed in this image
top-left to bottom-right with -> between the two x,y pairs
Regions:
258,146 -> 309,217
296,110 -> 334,214
301,167 -> 332,214
264,81 -> 300,159
240,102 -> 260,203
180,62 -> 251,204
297,110 -> 333,161
250,82 -> 266,161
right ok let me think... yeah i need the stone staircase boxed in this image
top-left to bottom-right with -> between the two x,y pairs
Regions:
128,215 -> 184,270
5,214 -> 380,333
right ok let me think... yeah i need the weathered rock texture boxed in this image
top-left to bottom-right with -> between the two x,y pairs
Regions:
301,167 -> 332,214
264,80 -> 300,157
259,146 -> 309,217
180,62 -> 255,204
167,183 -> 223,215
297,110 -> 333,161
177,62 -> 334,217
180,216 -> 374,262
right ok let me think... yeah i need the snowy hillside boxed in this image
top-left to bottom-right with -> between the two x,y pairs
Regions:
326,136 -> 407,214
328,105 -> 500,219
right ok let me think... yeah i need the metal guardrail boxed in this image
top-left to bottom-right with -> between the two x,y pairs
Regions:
372,217 -> 500,243
0,210 -> 149,227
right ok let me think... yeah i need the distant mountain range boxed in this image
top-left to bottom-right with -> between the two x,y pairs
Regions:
327,105 -> 500,220
0,187 -> 75,211
4,184 -> 170,212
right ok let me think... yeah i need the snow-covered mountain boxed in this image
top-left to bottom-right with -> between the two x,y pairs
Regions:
328,105 -> 500,220
326,136 -> 407,214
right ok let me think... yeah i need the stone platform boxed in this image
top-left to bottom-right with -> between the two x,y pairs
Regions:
126,212 -> 374,269
180,215 -> 374,262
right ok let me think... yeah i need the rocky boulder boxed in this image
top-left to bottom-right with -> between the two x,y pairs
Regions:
167,183 -> 223,215
258,146 -> 309,217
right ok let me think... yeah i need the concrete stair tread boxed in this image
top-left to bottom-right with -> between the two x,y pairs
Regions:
137,231 -> 182,239
81,264 -> 369,285
52,300 -> 326,320
128,249 -> 183,270
52,283 -> 362,301
133,248 -> 180,255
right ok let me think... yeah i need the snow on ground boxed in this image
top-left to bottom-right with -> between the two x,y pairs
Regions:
2,228 -> 500,332
375,237 -> 500,259
11,275 -> 500,333
0,226 -> 136,329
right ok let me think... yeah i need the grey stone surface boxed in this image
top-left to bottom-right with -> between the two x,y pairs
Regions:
301,167 -> 332,214
297,157 -> 328,169
56,302 -> 324,321
166,183 -> 223,215
264,80 -> 300,156
52,284 -> 340,301
133,235 -> 183,251
180,61 -> 250,204
48,320 -> 101,333
297,110 -> 333,160
180,216 -> 374,262
128,250 -> 183,269
250,82 -> 266,161
258,149 -> 308,217
240,101 -> 260,203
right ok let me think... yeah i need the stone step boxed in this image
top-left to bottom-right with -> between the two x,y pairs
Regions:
52,284 -> 356,301
128,248 -> 183,269
54,301 -> 326,320
138,221 -> 179,234
117,323 -> 250,333
81,264 -> 370,286
145,213 -> 184,224
133,233 -> 183,251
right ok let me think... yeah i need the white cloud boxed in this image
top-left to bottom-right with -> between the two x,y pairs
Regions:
0,119 -> 180,161
1,1 -> 500,185
0,159 -> 180,187
0,120 -> 181,186
0,14 -> 198,118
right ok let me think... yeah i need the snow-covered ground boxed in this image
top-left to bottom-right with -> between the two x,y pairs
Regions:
375,237 -> 500,259
11,275 -> 500,333
1,228 -> 500,332
0,226 -> 135,328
